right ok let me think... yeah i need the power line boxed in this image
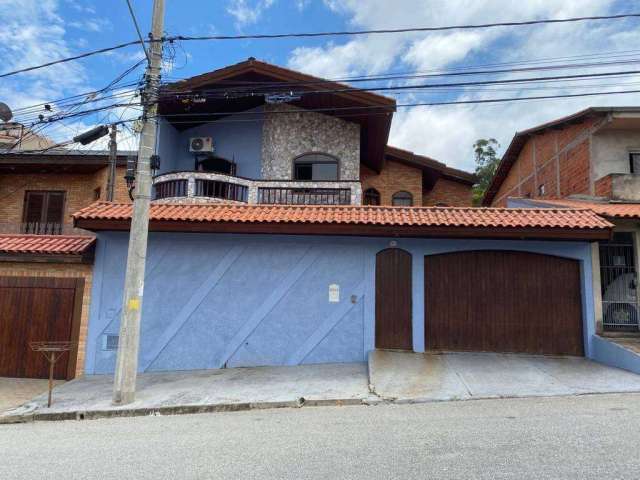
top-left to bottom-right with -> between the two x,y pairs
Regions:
158,58 -> 640,97
157,68 -> 640,102
125,0 -> 151,64
135,87 -> 640,123
2,12 -> 640,79
176,12 -> 640,41
0,40 -> 144,79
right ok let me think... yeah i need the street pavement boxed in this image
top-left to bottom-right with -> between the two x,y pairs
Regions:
2,393 -> 640,479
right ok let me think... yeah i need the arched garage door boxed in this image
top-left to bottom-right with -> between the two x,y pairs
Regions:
424,251 -> 584,356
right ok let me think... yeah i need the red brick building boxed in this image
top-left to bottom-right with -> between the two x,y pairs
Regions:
0,150 -> 132,379
483,107 -> 640,336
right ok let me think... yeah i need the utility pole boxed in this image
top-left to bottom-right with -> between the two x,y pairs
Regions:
106,124 -> 117,202
113,0 -> 164,405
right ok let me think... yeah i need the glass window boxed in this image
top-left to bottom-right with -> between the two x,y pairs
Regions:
392,191 -> 413,206
363,188 -> 381,206
293,154 -> 339,181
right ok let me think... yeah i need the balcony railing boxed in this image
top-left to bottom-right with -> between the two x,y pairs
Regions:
195,179 -> 248,203
258,187 -> 351,205
0,223 -> 92,236
154,179 -> 188,200
22,222 -> 63,235
152,171 -> 362,205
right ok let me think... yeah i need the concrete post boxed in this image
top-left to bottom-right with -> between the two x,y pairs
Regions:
113,0 -> 165,405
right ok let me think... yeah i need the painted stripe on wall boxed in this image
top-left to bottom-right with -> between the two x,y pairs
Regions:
286,281 -> 364,365
217,247 -> 320,368
140,245 -> 246,371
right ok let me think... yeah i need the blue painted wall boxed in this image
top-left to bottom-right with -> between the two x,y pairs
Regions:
156,108 -> 264,178
85,233 -> 599,374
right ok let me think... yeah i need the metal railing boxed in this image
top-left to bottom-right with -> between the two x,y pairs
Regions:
151,171 -> 361,205
21,222 -> 63,235
154,179 -> 188,200
0,223 -> 92,236
195,179 -> 248,203
600,233 -> 639,332
257,187 -> 351,205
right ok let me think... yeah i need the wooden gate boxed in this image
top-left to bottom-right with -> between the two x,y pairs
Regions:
375,248 -> 413,350
0,277 -> 83,379
424,251 -> 584,356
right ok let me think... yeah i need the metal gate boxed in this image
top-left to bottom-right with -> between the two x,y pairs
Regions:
600,232 -> 639,332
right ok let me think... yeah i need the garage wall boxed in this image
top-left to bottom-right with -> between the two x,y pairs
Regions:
86,233 -> 369,374
0,262 -> 92,377
85,233 -> 597,374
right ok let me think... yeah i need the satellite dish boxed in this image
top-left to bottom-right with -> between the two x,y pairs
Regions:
0,102 -> 12,122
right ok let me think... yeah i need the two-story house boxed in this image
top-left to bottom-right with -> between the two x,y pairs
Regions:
0,149 -> 132,380
483,107 -> 640,339
151,58 -> 475,208
69,60 -> 635,379
0,59 -> 476,381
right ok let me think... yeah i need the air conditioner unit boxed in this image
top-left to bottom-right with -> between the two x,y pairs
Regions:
189,137 -> 214,153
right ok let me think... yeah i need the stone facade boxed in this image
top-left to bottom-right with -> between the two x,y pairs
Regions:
261,104 -> 360,181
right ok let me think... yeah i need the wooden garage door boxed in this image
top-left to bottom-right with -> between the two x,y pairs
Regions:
0,277 -> 83,379
424,251 -> 584,356
376,248 -> 413,350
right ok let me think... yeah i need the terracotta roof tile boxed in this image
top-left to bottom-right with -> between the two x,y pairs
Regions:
529,199 -> 640,220
0,235 -> 95,255
73,202 -> 612,231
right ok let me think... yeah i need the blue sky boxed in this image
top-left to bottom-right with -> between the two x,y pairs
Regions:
2,0 -> 640,170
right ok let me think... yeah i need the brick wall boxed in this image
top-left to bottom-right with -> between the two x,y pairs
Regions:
0,166 -> 130,228
0,262 -> 92,377
595,174 -> 613,197
361,160 -> 423,205
491,117 -> 598,206
423,177 -> 473,206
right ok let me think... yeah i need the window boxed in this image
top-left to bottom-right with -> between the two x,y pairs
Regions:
22,191 -> 65,234
631,152 -> 640,174
363,188 -> 381,206
293,154 -> 339,181
392,191 -> 413,206
93,187 -> 102,201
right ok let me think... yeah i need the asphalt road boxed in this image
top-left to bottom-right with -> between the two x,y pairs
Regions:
2,393 -> 640,479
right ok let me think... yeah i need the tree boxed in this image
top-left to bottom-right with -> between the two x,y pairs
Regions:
472,138 -> 501,205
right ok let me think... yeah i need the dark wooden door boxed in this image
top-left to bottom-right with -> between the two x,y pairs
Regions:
0,277 -> 83,379
375,248 -> 413,350
424,251 -> 584,356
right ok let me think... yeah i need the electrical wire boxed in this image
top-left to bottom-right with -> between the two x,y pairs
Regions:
176,13 -> 640,41
2,12 -> 640,79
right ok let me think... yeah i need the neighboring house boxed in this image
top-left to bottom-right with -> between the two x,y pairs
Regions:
0,123 -> 55,151
70,60 -> 634,377
152,58 -> 475,207
483,107 -> 640,338
0,149 -> 133,380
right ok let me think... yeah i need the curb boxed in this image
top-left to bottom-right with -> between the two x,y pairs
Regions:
0,396 -> 376,425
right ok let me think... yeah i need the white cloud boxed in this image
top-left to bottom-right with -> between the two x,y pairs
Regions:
287,0 -> 640,171
0,0 -> 130,148
226,0 -> 276,28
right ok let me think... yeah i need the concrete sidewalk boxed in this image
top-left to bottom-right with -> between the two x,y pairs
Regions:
5,351 -> 640,424
1,363 -> 374,423
0,378 -> 64,413
369,350 -> 640,402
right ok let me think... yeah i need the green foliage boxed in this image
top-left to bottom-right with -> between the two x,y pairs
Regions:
472,138 -> 501,205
